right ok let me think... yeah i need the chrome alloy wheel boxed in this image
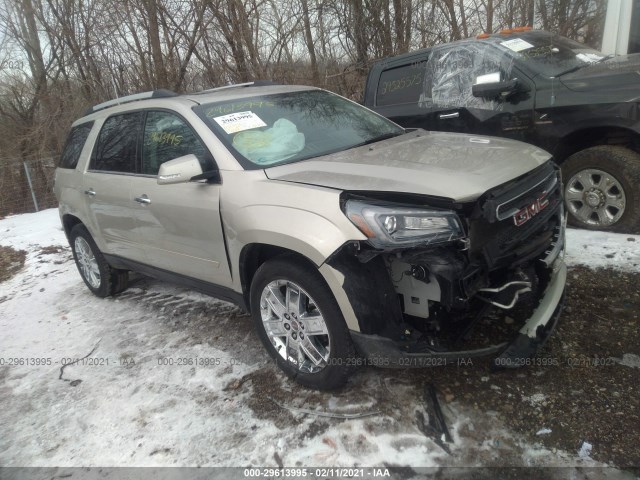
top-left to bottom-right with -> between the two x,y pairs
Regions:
565,168 -> 626,227
259,280 -> 330,373
74,237 -> 101,289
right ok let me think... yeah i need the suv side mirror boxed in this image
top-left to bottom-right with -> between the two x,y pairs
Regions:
472,79 -> 523,99
157,154 -> 204,185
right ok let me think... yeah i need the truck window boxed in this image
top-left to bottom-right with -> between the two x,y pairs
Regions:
419,44 -> 508,111
376,61 -> 427,106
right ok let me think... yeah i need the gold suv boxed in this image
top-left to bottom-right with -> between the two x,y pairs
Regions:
55,83 -> 567,389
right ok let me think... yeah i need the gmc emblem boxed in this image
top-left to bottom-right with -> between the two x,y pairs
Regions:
513,193 -> 550,226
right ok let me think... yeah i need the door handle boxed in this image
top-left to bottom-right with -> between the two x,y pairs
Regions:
84,189 -> 96,197
134,194 -> 151,205
439,112 -> 460,119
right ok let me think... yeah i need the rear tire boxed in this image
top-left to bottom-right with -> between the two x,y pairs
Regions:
249,256 -> 356,390
562,146 -> 640,233
70,224 -> 129,297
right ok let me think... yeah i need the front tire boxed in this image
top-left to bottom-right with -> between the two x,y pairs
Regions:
70,224 -> 128,297
562,146 -> 640,233
249,257 -> 356,390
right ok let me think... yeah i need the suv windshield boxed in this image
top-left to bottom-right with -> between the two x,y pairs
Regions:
194,90 -> 404,168
495,33 -> 605,77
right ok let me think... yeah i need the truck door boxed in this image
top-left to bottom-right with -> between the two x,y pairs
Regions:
420,43 -> 535,142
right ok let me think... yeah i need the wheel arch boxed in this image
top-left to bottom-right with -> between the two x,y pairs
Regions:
239,243 -> 318,311
61,213 -> 83,241
554,126 -> 640,163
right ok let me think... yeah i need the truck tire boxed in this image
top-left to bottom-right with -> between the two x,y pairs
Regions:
562,146 -> 640,233
70,224 -> 129,297
249,256 -> 356,390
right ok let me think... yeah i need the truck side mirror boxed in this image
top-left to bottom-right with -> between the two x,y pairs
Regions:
472,79 -> 525,99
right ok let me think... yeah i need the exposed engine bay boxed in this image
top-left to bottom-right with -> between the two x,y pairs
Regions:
332,161 -> 566,366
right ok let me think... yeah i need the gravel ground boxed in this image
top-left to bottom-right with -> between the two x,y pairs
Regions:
406,266 -> 640,469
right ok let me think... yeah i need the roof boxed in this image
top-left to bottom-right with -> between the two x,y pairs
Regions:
79,82 -> 318,120
370,29 -> 555,66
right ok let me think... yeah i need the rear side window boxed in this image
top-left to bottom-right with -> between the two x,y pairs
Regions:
59,122 -> 94,169
142,111 -> 212,175
376,60 -> 427,106
91,112 -> 143,173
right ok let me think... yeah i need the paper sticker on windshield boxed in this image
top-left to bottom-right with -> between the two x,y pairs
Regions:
501,38 -> 534,52
213,111 -> 266,134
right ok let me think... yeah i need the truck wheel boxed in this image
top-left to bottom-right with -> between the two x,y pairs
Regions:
70,224 -> 129,297
249,257 -> 356,390
562,146 -> 640,233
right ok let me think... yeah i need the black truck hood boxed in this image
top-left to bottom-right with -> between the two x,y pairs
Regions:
560,54 -> 640,96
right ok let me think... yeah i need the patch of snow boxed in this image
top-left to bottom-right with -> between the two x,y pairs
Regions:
536,428 -> 552,436
0,208 -> 66,249
522,393 -> 547,407
578,441 -> 593,459
565,229 -> 640,272
616,353 -> 640,369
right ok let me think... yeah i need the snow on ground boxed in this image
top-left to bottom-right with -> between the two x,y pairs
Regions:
0,209 -> 639,471
565,229 -> 640,271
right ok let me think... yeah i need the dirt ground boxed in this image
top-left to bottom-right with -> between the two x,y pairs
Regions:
0,245 -> 25,284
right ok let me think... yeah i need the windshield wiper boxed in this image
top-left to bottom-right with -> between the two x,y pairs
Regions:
356,131 -> 405,147
597,54 -> 615,63
557,63 -> 590,76
558,54 -> 615,76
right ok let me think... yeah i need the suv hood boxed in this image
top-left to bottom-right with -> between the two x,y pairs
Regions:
265,130 -> 551,203
560,54 -> 640,94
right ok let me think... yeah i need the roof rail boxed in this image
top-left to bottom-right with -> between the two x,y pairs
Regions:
195,80 -> 279,95
84,89 -> 178,116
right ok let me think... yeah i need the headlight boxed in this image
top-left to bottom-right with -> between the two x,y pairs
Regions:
345,200 -> 464,249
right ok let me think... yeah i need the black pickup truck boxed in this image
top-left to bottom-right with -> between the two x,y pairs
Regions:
364,29 -> 640,232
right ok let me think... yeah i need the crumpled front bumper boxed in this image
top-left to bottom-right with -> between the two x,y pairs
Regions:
350,215 -> 568,368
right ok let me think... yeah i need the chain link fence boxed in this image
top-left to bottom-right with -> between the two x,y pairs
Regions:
0,156 -> 58,218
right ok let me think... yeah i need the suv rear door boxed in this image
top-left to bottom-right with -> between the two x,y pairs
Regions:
84,112 -> 147,262
130,110 -> 232,287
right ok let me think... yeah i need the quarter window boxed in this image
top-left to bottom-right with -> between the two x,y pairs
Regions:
91,113 -> 143,173
60,122 -> 94,169
142,111 -> 211,175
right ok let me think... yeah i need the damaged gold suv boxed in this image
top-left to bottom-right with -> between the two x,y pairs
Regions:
55,83 -> 567,390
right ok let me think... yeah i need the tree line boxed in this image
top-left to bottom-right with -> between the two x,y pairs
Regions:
0,0 -> 605,164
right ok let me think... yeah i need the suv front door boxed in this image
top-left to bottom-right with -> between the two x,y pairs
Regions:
130,110 -> 232,287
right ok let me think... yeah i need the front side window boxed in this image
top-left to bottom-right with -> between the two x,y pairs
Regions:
419,43 -> 507,110
194,90 -> 404,168
60,121 -> 94,169
142,111 -> 212,175
91,112 -> 143,173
